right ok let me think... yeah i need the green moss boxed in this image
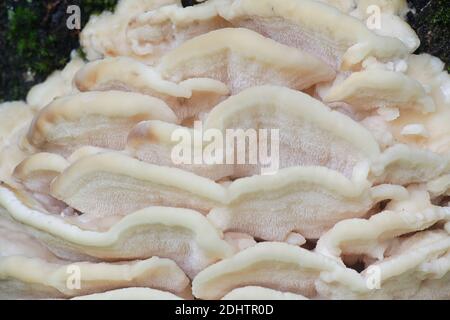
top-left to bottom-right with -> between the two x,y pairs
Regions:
430,0 -> 450,25
7,6 -> 54,74
0,0 -> 119,102
407,0 -> 450,74
82,0 -> 118,14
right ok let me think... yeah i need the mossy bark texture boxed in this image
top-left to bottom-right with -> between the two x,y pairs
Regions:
0,0 -> 118,102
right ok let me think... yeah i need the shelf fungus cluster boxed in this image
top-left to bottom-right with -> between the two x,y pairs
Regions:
1,0 -> 449,300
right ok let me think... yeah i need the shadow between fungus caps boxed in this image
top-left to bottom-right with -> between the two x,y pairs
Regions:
182,0 -> 208,7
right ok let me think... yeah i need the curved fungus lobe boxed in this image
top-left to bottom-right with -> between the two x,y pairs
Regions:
74,57 -> 192,97
192,242 -> 366,300
0,203 -> 190,299
324,70 -> 435,114
204,86 -> 380,178
72,287 -> 184,300
316,230 -> 450,299
369,14 -> 419,52
127,120 -> 235,181
361,231 -> 450,299
157,28 -> 335,94
27,91 -> 178,156
171,77 -> 230,124
0,256 -> 190,300
67,146 -> 110,164
209,166 -> 408,240
0,186 -> 233,278
13,153 -> 70,193
218,0 -> 409,70
370,144 -> 450,185
75,57 -> 229,123
50,152 -> 227,217
128,0 -> 408,70
127,1 -> 231,63
12,153 -> 70,214
316,186 -> 450,261
348,0 -> 418,52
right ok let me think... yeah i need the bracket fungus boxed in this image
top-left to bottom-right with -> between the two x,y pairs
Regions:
370,144 -> 450,185
204,86 -> 380,178
208,166 -> 407,240
50,152 -> 227,217
0,256 -> 190,300
74,57 -> 229,123
157,28 -> 335,94
192,242 -> 366,299
27,91 -> 178,156
0,0 -> 449,300
113,0 -> 409,70
316,186 -> 450,262
72,288 -> 184,300
323,70 -> 436,114
0,186 -> 233,278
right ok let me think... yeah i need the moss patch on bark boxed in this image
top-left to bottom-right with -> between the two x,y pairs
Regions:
407,0 -> 450,72
0,0 -> 118,102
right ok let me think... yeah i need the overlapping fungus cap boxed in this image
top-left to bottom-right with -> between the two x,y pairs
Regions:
0,0 -> 448,299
